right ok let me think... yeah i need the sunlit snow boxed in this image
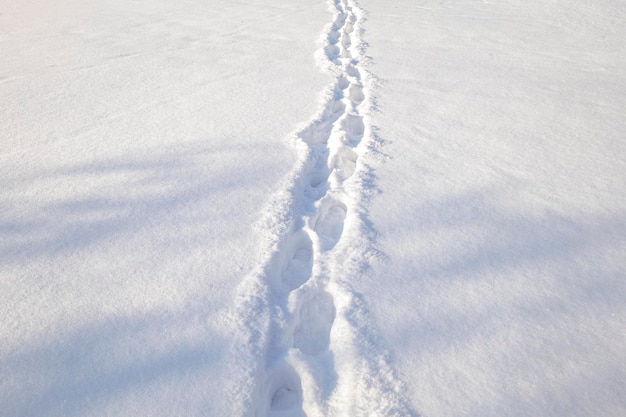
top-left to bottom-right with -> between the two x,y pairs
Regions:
1,0 -> 624,416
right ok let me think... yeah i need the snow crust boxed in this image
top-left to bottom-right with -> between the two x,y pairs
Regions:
1,0 -> 625,416
1,0 -> 328,415
363,1 -> 626,416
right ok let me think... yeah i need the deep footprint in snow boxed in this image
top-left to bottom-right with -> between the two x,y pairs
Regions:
293,291 -> 336,356
308,147 -> 331,190
281,230 -> 314,291
349,84 -> 364,104
341,32 -> 351,48
301,118 -> 333,145
342,114 -> 365,143
346,64 -> 360,79
337,75 -> 349,91
328,98 -> 346,120
325,44 -> 340,59
265,363 -> 305,417
328,29 -> 340,45
309,166 -> 330,189
314,198 -> 347,250
332,13 -> 347,31
332,146 -> 358,181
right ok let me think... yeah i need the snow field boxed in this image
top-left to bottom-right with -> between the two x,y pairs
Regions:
2,0 -> 625,416
1,0 -> 330,415
362,1 -> 626,416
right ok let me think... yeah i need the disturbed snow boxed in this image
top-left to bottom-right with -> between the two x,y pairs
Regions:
1,0 -> 625,417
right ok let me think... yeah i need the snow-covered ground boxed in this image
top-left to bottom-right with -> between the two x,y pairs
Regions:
363,1 -> 626,416
1,0 -> 624,416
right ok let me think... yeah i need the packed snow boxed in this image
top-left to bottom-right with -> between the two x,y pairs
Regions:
1,0 -> 624,416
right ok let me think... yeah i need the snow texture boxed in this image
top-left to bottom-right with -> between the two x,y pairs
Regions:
1,0 -> 625,416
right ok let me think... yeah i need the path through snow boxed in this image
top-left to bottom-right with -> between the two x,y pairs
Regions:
230,1 -> 416,416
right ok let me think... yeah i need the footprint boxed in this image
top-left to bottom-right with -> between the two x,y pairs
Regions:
337,76 -> 349,91
309,169 -> 329,189
342,114 -> 365,141
300,119 -> 332,145
344,21 -> 354,34
314,198 -> 347,250
346,64 -> 360,79
341,33 -> 351,48
308,149 -> 330,189
265,363 -> 306,417
328,30 -> 340,45
325,44 -> 340,59
332,14 -> 347,32
327,98 -> 346,121
294,291 -> 336,355
281,230 -> 314,291
332,146 -> 358,181
348,84 -> 364,104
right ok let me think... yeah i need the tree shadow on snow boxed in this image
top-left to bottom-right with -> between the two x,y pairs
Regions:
380,187 -> 626,416
1,308 -> 227,416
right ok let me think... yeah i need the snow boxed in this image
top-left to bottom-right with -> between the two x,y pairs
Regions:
1,0 -> 625,416
362,1 -> 626,416
1,0 -> 329,415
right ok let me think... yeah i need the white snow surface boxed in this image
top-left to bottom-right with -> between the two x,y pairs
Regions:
1,0 -> 625,416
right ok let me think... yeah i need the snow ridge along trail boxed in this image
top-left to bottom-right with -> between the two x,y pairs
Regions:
229,1 -> 416,416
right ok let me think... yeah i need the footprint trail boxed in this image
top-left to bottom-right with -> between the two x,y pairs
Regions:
231,1 -> 417,416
